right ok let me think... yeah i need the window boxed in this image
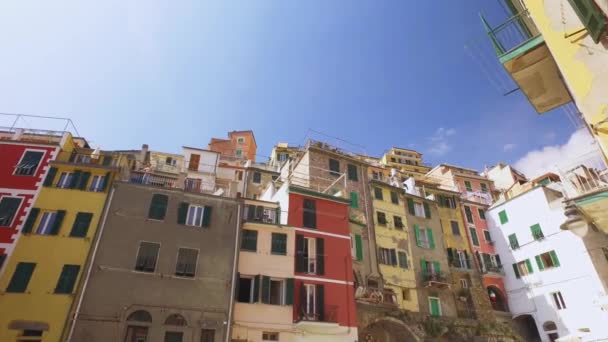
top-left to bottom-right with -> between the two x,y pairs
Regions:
414,202 -> 425,217
149,194 -> 168,220
54,264 -> 80,294
398,251 -> 409,269
480,183 -> 488,193
450,221 -> 460,236
6,262 -> 36,293
415,226 -> 435,249
390,191 -> 399,205
303,284 -> 316,317
478,209 -> 486,220
237,275 -> 257,303
372,171 -> 380,180
513,259 -> 533,278
390,157 -> 396,162
36,211 -> 65,235
483,230 -> 492,242
568,0 -> 607,43
241,230 -> 258,252
271,175 -> 278,181
394,216 -> 404,230
402,288 -> 411,301
70,212 -> 93,237
302,199 -> 316,229
165,314 -> 187,326
460,279 -> 468,288
235,150 -> 243,157
349,192 -> 359,209
304,237 -> 317,273
353,234 -> 363,261
378,247 -> 397,266
376,211 -> 387,226
0,254 -> 6,270
551,291 -> 566,310
237,137 -> 244,144
347,164 -> 358,181
235,170 -> 243,181
253,172 -> 262,184
179,202 -> 212,227
200,329 -> 215,342
269,279 -> 284,305
535,250 -> 560,270
175,248 -> 198,277
135,242 -> 160,272
464,206 -> 474,224
0,197 -> 22,227
508,233 -> 519,249
186,205 -> 204,226
125,326 -> 148,342
374,187 -> 383,200
469,228 -> 479,246
18,329 -> 43,342
498,210 -> 508,224
271,233 -> 287,255
89,175 -> 105,192
464,181 -> 472,191
531,224 -> 544,240
57,172 -> 74,189
262,332 -> 279,341
328,159 -> 340,177
14,151 -> 44,176
429,297 -> 441,316
164,332 -> 183,342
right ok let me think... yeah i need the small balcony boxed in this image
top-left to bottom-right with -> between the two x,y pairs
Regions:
481,264 -> 504,276
421,271 -> 450,288
448,258 -> 472,270
461,190 -> 493,205
482,10 -> 572,113
296,304 -> 338,324
354,287 -> 398,307
129,170 -> 180,189
243,205 -> 279,225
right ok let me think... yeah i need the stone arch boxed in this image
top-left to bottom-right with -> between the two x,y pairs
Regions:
359,316 -> 420,342
487,285 -> 508,312
126,310 -> 152,323
165,313 -> 188,326
512,314 -> 541,342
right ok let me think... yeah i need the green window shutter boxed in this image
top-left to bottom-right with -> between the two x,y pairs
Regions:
423,202 -> 431,219
550,250 -> 560,267
446,248 -> 454,264
296,235 -> 306,272
407,198 -> 415,215
100,172 -> 111,192
508,234 -> 519,249
433,261 -> 441,274
6,262 -> 36,293
177,202 -> 189,225
414,225 -> 421,247
398,251 -> 408,269
531,224 -> 543,240
43,167 -> 58,187
148,194 -> 168,220
271,233 -> 287,255
70,212 -> 93,237
78,172 -> 91,190
512,263 -> 520,279
350,192 -> 359,209
70,170 -> 82,189
54,264 -> 80,294
316,238 -> 325,275
355,234 -> 363,261
567,0 -> 607,43
464,181 -> 472,191
285,278 -> 294,305
21,208 -> 40,234
261,276 -> 271,304
430,298 -> 440,316
427,228 -> 435,249
464,206 -> 473,224
241,230 -> 258,251
525,259 -> 534,274
420,259 -> 428,274
201,206 -> 212,227
535,255 -> 545,270
499,210 -> 508,224
478,208 -> 485,220
316,284 -> 325,321
470,228 -> 479,246
253,275 -> 260,302
49,210 -> 66,235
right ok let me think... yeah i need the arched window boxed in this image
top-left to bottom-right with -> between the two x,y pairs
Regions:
543,321 -> 557,332
126,310 -> 152,323
164,314 -> 187,326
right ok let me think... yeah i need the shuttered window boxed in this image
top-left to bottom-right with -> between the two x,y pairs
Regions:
530,224 -> 544,240
508,234 -> 519,249
464,206 -> 474,224
302,199 -> 316,229
355,234 -> 363,261
350,192 -> 359,209
478,208 -> 486,220
70,212 -> 93,237
374,187 -> 383,200
450,221 -> 460,236
271,233 -> 287,255
148,194 -> 168,220
241,230 -> 258,252
135,242 -> 160,272
394,216 -> 404,230
6,262 -> 36,293
0,197 -> 23,227
498,210 -> 508,224
43,167 -> 58,186
568,0 -> 607,43
54,264 -> 81,294
376,211 -> 387,225
175,248 -> 198,277
347,164 -> 358,181
464,181 -> 473,191
398,251 -> 409,269
390,191 -> 399,205
469,228 -> 480,246
328,159 -> 340,176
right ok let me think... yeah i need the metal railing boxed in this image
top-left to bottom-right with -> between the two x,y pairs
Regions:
485,10 -> 541,57
129,170 -> 179,188
422,271 -> 448,283
461,190 -> 493,205
297,305 -> 338,323
355,287 -> 398,306
481,264 -> 504,275
244,205 -> 279,224
557,149 -> 608,200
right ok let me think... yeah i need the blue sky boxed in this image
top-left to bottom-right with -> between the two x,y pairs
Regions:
0,1 -> 577,171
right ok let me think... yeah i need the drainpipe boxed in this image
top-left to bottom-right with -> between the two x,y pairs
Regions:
65,186 -> 116,342
226,201 -> 242,342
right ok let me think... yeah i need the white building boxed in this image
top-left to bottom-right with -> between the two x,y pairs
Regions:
487,182 -> 608,341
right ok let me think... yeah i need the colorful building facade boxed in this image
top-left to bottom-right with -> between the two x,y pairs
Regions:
209,130 -> 257,161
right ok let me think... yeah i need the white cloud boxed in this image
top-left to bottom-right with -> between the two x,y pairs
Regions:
428,127 -> 456,156
503,143 -> 516,152
514,129 -> 600,179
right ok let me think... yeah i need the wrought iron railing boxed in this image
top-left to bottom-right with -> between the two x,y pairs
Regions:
297,304 -> 338,323
129,170 -> 179,188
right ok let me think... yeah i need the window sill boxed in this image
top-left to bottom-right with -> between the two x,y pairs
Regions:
270,252 -> 287,256
240,249 -> 257,253
173,274 -> 196,280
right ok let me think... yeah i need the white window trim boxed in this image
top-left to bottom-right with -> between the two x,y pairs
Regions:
414,202 -> 425,218
305,237 -> 316,274
89,175 -> 105,192
134,240 -> 161,273
269,278 -> 286,305
186,205 -> 205,227
428,296 -> 442,316
0,195 -> 23,227
304,284 -> 316,316
36,211 -> 57,235
12,148 -> 46,176
174,247 -> 199,279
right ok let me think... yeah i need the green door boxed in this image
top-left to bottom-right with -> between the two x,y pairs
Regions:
429,297 -> 441,316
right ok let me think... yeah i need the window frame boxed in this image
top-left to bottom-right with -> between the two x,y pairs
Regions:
134,241 -> 161,273
483,230 -> 492,242
464,181 -> 473,192
175,247 -> 199,278
89,175 -> 105,192
186,205 -> 205,227
252,172 -> 262,184
450,220 -> 460,236
237,275 -> 256,303
13,149 -> 45,176
374,187 -> 383,200
428,296 -> 442,317
268,278 -> 285,305
347,164 -> 358,181
241,229 -> 258,252
469,227 -> 480,246
551,291 -> 566,310
36,211 -> 58,235
0,196 -> 23,227
56,172 -> 74,189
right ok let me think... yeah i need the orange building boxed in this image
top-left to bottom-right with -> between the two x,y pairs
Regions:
208,130 -> 257,161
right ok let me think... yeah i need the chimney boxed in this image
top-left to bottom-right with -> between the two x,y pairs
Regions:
139,144 -> 149,168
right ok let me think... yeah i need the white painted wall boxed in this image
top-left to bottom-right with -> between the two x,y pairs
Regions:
488,186 -> 608,341
487,165 -> 517,191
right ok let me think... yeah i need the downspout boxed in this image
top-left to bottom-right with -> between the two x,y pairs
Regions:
226,201 -> 242,342
65,185 -> 116,342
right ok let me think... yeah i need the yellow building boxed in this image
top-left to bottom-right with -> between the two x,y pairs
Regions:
369,179 -> 418,311
380,147 -> 431,179
0,144 -> 121,342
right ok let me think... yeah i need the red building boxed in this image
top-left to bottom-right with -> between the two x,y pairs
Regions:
282,185 -> 358,341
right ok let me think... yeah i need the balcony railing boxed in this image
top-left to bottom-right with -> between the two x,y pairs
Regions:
461,190 -> 493,205
448,258 -> 472,270
481,264 -> 504,275
484,10 -> 540,59
422,271 -> 449,286
244,205 -> 279,224
354,287 -> 398,306
557,149 -> 608,200
129,170 -> 179,188
297,304 -> 338,324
